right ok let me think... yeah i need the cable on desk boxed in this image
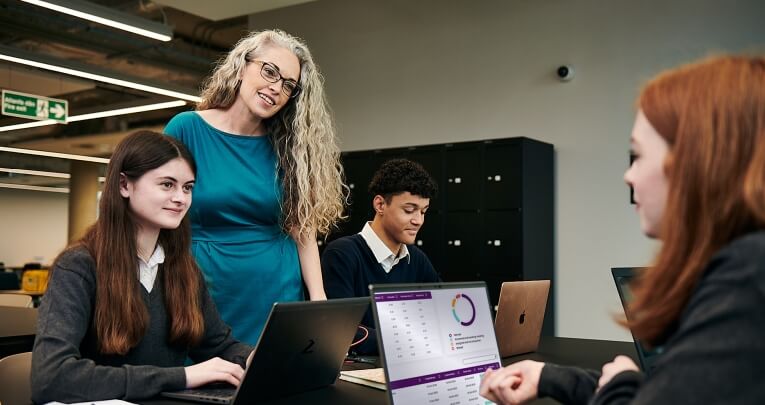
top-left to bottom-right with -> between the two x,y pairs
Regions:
350,325 -> 369,347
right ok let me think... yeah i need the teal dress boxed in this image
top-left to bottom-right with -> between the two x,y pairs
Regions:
165,111 -> 302,344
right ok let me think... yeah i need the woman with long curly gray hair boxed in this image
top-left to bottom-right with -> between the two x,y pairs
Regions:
165,29 -> 346,344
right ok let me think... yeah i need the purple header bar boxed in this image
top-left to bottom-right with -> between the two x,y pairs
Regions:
374,291 -> 432,302
389,362 -> 501,390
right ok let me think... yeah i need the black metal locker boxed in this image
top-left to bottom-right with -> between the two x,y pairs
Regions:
444,143 -> 482,211
482,210 -> 523,280
484,142 -> 523,210
443,211 -> 483,282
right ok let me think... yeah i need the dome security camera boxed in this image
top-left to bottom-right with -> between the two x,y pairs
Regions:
556,65 -> 574,81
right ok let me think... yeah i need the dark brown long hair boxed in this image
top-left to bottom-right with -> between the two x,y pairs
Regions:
57,131 -> 205,354
625,56 -> 765,346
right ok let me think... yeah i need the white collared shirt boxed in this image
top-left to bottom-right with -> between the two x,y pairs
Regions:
138,244 -> 165,293
359,222 -> 410,273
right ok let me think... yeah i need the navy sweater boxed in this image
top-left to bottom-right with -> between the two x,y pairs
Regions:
321,234 -> 440,354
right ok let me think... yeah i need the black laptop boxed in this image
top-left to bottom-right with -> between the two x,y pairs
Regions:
162,297 -> 369,404
611,267 -> 664,375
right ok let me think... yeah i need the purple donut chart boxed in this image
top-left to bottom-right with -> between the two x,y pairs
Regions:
451,293 -> 476,326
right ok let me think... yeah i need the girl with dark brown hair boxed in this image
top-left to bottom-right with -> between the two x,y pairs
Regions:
480,55 -> 765,404
31,131 -> 253,403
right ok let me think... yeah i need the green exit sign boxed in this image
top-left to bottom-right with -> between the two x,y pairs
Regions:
2,89 -> 68,123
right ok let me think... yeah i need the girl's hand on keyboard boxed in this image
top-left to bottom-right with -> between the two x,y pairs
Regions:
185,357 -> 245,388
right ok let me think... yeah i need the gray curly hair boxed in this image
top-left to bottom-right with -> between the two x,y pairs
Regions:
197,29 -> 346,238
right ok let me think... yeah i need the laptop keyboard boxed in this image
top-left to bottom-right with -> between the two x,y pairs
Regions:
161,383 -> 236,405
184,387 -> 236,398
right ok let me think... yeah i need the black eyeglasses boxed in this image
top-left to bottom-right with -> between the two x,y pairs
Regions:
249,59 -> 302,98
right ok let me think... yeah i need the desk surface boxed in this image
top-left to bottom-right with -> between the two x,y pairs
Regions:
141,336 -> 637,405
0,306 -> 37,338
0,306 -> 38,359
1,289 -> 45,297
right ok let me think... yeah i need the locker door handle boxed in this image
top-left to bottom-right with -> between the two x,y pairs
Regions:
416,240 -> 423,246
487,240 -> 502,246
349,183 -> 355,189
447,240 -> 461,246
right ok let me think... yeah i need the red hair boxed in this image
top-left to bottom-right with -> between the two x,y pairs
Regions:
625,56 -> 765,345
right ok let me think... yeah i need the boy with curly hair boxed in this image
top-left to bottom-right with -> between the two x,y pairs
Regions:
322,158 -> 440,354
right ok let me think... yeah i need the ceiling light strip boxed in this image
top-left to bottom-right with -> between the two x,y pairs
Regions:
0,169 -> 106,182
69,100 -> 187,121
0,182 -> 69,193
0,54 -> 201,102
0,167 -> 70,178
0,100 -> 186,133
0,119 -> 56,132
20,0 -> 172,42
0,146 -> 109,163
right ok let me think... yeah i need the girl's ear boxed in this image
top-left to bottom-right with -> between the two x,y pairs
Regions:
119,173 -> 130,198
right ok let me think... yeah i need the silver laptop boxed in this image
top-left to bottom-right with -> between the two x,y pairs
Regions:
370,281 -> 502,405
161,297 -> 369,404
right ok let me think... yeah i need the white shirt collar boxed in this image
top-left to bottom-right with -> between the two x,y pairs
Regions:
359,222 -> 410,273
138,244 -> 165,292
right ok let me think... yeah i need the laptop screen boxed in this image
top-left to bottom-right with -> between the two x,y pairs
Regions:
371,282 -> 501,405
611,267 -> 664,373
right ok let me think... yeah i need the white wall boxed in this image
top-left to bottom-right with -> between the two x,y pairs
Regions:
0,188 -> 68,267
251,0 -> 765,340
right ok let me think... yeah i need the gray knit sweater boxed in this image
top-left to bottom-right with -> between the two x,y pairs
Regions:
31,247 -> 253,403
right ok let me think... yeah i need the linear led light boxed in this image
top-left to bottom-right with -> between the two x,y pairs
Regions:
0,99 -> 186,133
20,0 -> 173,42
0,167 -> 70,178
0,183 -> 69,193
0,168 -> 105,182
0,146 -> 109,163
0,45 -> 201,102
